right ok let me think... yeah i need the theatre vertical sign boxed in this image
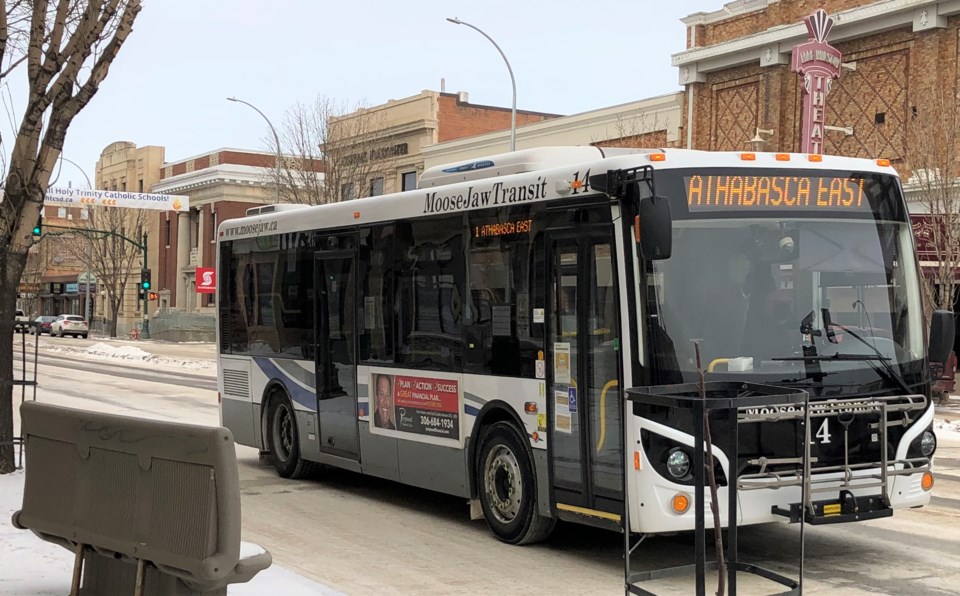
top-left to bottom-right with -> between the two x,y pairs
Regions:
792,9 -> 842,154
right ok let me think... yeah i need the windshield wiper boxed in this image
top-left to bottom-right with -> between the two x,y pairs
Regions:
772,353 -> 889,362
783,308 -> 913,394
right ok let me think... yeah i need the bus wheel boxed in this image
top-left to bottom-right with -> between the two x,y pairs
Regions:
477,422 -> 555,545
267,396 -> 317,479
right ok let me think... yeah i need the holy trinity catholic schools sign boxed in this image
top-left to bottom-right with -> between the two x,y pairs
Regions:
792,9 -> 842,155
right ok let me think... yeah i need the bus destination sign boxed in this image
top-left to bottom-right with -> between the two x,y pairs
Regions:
685,175 -> 870,212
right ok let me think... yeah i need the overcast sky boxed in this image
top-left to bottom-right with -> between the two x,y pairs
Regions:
18,0 -> 720,188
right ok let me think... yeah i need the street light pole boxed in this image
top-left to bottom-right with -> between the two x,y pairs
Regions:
446,17 -> 517,152
227,96 -> 283,203
57,155 -> 95,325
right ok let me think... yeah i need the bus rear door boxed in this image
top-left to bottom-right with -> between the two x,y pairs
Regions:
314,233 -> 361,461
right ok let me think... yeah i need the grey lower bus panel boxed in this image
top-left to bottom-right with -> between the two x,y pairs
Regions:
357,421 -> 401,482
222,399 -> 259,448
396,432 -> 471,498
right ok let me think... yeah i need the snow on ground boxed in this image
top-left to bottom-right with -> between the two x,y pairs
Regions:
0,466 -> 343,596
42,341 -> 216,372
935,417 -> 960,442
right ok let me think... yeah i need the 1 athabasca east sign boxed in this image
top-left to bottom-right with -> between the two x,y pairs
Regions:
43,186 -> 189,212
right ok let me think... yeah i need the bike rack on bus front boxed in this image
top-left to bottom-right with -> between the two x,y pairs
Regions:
623,381 -> 807,596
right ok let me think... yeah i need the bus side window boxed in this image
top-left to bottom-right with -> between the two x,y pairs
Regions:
358,225 -> 395,364
466,207 -> 543,378
393,217 -> 465,371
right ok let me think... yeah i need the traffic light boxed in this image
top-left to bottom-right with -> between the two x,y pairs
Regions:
32,217 -> 41,237
140,269 -> 152,291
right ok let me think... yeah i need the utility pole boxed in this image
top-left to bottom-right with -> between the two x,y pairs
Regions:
141,232 -> 149,339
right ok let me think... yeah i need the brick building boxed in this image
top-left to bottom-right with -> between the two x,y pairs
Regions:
673,0 -> 960,164
423,93 -> 684,168
150,149 -> 281,320
329,90 -> 560,198
18,204 -> 89,318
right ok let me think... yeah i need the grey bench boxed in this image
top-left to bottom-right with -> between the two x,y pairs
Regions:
12,401 -> 272,596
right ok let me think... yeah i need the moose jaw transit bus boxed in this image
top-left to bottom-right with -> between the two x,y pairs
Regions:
216,146 -> 950,545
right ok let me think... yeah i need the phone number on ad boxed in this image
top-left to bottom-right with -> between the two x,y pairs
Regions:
420,415 -> 455,430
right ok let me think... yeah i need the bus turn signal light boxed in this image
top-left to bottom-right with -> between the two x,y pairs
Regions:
922,472 -> 934,491
671,493 -> 690,514
634,451 -> 640,470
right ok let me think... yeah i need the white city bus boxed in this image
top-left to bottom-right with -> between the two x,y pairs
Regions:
217,146 -> 946,544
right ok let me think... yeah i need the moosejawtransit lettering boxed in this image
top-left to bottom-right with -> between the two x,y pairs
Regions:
422,177 -> 548,214
223,220 -> 278,237
686,175 -> 867,211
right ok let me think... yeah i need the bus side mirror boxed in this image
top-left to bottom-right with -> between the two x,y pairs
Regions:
637,196 -> 672,261
929,310 -> 955,366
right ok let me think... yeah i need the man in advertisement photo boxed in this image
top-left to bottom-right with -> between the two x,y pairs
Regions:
374,373 -> 397,430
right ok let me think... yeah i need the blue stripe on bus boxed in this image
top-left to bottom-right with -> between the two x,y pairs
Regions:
253,357 -> 317,410
465,404 -> 480,416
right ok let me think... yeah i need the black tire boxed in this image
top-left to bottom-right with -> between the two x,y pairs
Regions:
477,421 -> 555,545
267,395 -> 319,479
80,334 -> 88,339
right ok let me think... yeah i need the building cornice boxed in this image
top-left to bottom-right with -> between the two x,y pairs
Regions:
672,0 -> 960,81
152,163 -> 274,194
682,0 -> 780,26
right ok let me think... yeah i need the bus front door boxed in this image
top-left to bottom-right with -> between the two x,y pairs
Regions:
314,236 -> 360,461
547,230 -> 623,524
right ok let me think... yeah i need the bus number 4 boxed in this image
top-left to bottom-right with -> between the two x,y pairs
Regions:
814,419 -> 831,444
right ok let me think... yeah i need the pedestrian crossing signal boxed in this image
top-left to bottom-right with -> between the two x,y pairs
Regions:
148,291 -> 158,301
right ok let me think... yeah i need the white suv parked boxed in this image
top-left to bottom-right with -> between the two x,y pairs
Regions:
50,315 -> 89,339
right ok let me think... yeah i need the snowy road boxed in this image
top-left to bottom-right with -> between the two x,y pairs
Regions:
9,336 -> 960,594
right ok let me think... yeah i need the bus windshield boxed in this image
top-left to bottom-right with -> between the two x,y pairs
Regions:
644,168 -> 925,387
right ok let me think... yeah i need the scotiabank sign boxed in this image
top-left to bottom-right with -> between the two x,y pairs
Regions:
196,267 -> 216,294
792,10 -> 842,155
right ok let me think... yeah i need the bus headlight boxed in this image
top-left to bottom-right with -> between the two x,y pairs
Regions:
666,449 -> 691,479
920,430 -> 936,457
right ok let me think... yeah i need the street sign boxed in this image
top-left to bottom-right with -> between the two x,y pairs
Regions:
196,267 -> 216,294
43,187 -> 189,212
78,272 -> 96,284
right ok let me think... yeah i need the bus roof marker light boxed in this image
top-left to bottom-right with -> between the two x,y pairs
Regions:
740,153 -> 756,161
354,211 -> 360,219
877,158 -> 891,167
808,154 -> 823,162
776,153 -> 791,161
648,153 -> 666,162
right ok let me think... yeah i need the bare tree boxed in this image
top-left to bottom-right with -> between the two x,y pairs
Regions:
0,0 -> 143,474
62,206 -> 146,337
590,110 -> 671,149
270,96 -> 388,205
906,85 -> 960,320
